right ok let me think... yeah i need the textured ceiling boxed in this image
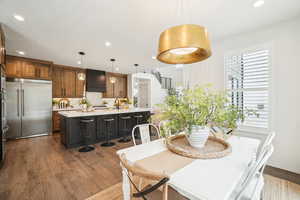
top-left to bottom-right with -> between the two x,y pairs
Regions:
0,0 -> 300,73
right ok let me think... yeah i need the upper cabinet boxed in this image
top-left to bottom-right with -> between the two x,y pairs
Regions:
0,24 -> 5,65
5,55 -> 52,80
104,72 -> 128,98
52,65 -> 85,98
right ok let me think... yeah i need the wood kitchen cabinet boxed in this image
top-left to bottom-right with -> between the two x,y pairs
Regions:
0,24 -> 6,65
52,111 -> 61,132
6,57 -> 22,77
5,55 -> 52,80
104,72 -> 127,98
75,69 -> 85,97
52,65 -> 85,98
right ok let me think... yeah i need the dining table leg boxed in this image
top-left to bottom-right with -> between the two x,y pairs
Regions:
163,184 -> 168,200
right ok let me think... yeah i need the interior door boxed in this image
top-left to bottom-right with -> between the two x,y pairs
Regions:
138,80 -> 150,108
6,81 -> 22,139
21,80 -> 52,137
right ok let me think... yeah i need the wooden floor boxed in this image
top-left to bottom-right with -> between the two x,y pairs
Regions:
0,133 -> 299,200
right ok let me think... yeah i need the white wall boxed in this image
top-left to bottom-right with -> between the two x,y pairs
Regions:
182,17 -> 300,174
159,67 -> 184,88
128,73 -> 168,108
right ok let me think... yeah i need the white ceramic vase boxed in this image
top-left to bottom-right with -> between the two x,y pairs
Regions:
81,104 -> 88,112
186,126 -> 210,149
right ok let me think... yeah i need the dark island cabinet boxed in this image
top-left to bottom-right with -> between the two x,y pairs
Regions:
60,111 -> 150,149
97,115 -> 119,141
60,116 -> 97,148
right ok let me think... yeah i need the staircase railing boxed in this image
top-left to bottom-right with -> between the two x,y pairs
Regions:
151,70 -> 162,84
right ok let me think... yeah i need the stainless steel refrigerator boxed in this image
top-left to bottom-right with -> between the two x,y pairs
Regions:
6,78 -> 52,139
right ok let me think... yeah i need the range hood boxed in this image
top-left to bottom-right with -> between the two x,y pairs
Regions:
86,69 -> 106,92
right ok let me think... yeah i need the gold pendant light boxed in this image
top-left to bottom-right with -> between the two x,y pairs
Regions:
157,24 -> 211,64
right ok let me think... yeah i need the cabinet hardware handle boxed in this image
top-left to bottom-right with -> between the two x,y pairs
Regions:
22,89 -> 25,116
17,89 -> 20,117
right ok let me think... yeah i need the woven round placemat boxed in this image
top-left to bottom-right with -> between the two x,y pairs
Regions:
166,134 -> 232,159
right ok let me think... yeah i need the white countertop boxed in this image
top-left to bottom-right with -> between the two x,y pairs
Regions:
58,108 -> 152,118
53,107 -> 81,111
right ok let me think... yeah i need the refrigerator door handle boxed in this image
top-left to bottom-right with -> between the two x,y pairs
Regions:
22,89 -> 25,116
17,89 -> 20,117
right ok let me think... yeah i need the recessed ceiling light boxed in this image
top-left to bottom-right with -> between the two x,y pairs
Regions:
77,61 -> 81,65
152,56 -> 156,60
13,14 -> 25,21
16,50 -> 25,55
253,0 -> 264,8
105,41 -> 111,47
115,67 -> 119,71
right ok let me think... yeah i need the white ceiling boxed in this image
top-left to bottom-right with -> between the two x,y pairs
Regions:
0,0 -> 300,73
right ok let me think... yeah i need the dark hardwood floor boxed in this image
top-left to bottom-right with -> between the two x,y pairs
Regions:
0,133 -> 132,200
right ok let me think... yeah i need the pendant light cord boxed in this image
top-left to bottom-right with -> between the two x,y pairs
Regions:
110,58 -> 115,73
176,0 -> 190,25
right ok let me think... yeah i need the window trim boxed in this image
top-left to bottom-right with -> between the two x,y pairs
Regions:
224,43 -> 274,134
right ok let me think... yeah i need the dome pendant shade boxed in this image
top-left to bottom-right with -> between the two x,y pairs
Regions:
157,24 -> 212,64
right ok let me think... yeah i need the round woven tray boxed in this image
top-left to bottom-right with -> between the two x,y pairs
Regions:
166,134 -> 232,159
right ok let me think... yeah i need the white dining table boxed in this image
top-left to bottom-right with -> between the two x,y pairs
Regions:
116,136 -> 260,200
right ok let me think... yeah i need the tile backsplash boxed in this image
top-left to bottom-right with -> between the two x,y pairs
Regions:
53,92 -> 116,108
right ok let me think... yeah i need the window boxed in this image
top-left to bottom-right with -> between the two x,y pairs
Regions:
225,48 -> 270,130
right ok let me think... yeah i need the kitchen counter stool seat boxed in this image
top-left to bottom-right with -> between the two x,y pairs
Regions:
133,114 -> 144,139
101,118 -> 116,147
79,118 -> 95,152
118,116 -> 132,143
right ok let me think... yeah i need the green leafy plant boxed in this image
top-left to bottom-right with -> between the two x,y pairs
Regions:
155,85 -> 257,136
52,99 -> 59,106
79,98 -> 91,107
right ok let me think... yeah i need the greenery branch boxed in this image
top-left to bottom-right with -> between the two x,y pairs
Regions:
153,85 -> 258,137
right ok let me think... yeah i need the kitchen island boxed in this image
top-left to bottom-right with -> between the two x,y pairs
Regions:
59,108 -> 151,148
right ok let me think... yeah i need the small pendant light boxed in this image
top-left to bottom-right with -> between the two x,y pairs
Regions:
134,64 -> 139,74
109,58 -> 117,84
77,51 -> 86,80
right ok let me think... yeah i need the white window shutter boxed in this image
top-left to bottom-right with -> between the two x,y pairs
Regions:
225,49 -> 270,130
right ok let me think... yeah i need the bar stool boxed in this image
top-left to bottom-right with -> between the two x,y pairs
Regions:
118,116 -> 131,143
101,118 -> 116,147
79,118 -> 95,152
133,114 -> 144,139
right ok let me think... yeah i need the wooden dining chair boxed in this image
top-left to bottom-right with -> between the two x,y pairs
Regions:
232,144 -> 274,200
132,124 -> 160,146
119,153 -> 187,200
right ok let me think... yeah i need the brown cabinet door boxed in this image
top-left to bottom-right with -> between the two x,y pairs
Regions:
6,57 -> 22,78
0,26 -> 5,65
104,73 -> 114,98
75,70 -> 85,98
104,73 -> 127,98
52,111 -> 60,132
22,61 -> 37,78
118,76 -> 127,98
52,67 -> 63,97
37,64 -> 52,80
63,70 -> 76,97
